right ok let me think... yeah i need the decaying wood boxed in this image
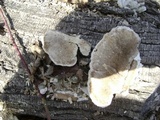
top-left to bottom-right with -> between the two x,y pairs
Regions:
0,0 -> 160,119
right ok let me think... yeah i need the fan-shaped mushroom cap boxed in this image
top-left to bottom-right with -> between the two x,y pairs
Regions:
88,26 -> 141,108
41,30 -> 91,66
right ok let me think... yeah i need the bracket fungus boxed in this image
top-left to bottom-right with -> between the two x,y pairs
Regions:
88,26 -> 142,108
117,0 -> 146,13
41,30 -> 91,66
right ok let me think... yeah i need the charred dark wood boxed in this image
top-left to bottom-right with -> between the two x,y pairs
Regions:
0,0 -> 160,119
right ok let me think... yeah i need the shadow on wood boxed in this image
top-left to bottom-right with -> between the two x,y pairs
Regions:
0,0 -> 160,120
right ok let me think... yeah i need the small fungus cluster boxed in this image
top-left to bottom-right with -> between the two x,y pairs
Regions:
27,31 -> 91,103
31,26 -> 142,108
117,0 -> 146,13
41,30 -> 91,67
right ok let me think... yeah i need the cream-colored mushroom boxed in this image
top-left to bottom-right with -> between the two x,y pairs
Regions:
88,26 -> 141,108
41,30 -> 91,66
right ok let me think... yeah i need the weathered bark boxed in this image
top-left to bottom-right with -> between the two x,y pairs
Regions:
0,0 -> 160,119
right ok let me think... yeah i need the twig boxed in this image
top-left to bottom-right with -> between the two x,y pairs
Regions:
0,7 -> 31,75
0,6 -> 51,120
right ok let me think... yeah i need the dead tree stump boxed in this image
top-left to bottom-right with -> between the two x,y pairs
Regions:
0,0 -> 160,119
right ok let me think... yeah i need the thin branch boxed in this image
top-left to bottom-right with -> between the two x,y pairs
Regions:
0,6 -> 51,120
0,6 -> 31,75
